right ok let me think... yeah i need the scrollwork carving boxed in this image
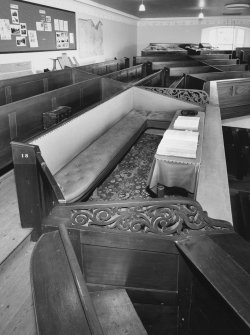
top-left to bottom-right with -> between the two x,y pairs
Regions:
70,200 -> 232,236
143,87 -> 209,106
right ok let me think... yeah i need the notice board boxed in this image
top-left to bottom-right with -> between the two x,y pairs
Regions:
0,0 -> 76,53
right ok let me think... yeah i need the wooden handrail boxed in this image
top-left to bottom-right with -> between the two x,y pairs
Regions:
59,224 -> 104,335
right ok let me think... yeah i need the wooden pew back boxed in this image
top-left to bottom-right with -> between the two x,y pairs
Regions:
217,77 -> 250,119
191,54 -> 232,59
152,60 -> 200,71
215,64 -> 248,72
103,64 -> 147,83
176,232 -> 250,335
76,58 -> 129,75
202,59 -> 239,65
168,65 -> 220,77
133,55 -> 190,66
185,71 -> 250,90
0,68 -> 97,106
1,77 -> 126,170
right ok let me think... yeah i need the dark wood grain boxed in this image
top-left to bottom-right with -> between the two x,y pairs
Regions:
82,244 -> 178,290
176,233 -> 250,334
91,289 -> 147,335
31,230 -> 93,335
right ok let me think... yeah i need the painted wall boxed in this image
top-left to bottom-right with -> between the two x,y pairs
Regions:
137,16 -> 250,55
0,0 -> 137,73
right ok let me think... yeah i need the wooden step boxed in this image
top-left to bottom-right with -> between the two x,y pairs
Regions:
91,289 -> 148,335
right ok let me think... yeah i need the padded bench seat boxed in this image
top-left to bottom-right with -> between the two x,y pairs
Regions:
55,110 -> 147,202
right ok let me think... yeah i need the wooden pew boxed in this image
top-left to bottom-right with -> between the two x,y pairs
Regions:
31,224 -> 147,335
102,64 -> 151,85
190,54 -> 232,60
167,65 -> 221,77
133,54 -> 190,66
214,64 -> 249,72
0,68 -> 97,106
151,60 -> 200,71
188,48 -> 233,58
217,78 -> 250,119
32,196 -> 250,335
176,232 -> 250,335
185,71 -> 250,90
1,77 -> 127,171
135,69 -> 167,87
76,57 -> 130,75
201,59 -> 239,65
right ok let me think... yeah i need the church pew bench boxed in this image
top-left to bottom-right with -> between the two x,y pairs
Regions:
133,54 -> 190,66
166,65 -> 221,77
31,224 -> 147,335
0,68 -> 97,106
11,86 -> 207,229
75,57 -> 130,75
32,197 -> 245,335
141,43 -> 187,56
217,77 -> 250,119
190,53 -> 232,60
151,60 -> 201,71
213,64 -> 249,72
102,63 -> 155,85
185,71 -> 250,90
11,96 -> 173,229
0,76 -> 127,171
200,58 -> 239,65
135,69 -> 167,87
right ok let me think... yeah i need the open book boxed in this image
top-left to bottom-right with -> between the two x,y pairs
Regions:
156,129 -> 199,158
173,115 -> 200,131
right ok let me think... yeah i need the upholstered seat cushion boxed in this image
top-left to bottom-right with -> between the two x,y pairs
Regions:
54,110 -> 147,202
147,110 -> 176,121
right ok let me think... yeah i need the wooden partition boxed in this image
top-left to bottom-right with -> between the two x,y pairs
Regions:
32,197 -> 245,335
215,64 -> 248,72
217,78 -> 250,119
0,68 -> 97,106
188,48 -> 233,58
1,77 -> 126,170
102,64 -> 150,84
133,55 -> 190,66
135,70 -> 168,88
167,65 -> 220,77
152,60 -> 200,71
76,57 -> 130,75
201,59 -> 239,65
190,53 -> 232,59
177,232 -> 250,335
186,71 -> 250,89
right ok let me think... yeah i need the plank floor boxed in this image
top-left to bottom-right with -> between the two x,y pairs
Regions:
0,170 -> 36,334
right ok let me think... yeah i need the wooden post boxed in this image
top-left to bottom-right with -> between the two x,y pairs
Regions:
124,57 -> 130,68
11,142 -> 43,232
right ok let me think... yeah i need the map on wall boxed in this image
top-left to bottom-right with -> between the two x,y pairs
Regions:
78,19 -> 104,58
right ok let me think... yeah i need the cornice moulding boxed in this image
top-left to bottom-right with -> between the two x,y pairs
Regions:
74,0 -> 138,20
138,15 -> 250,26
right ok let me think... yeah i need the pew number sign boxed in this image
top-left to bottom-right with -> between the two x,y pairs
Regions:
14,147 -> 36,164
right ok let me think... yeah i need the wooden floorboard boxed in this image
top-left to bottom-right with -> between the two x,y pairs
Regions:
0,170 -> 36,334
0,236 -> 36,335
0,170 -> 32,265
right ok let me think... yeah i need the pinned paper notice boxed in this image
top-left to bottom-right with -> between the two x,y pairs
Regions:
28,30 -> 38,47
69,33 -> 74,44
0,19 -> 11,40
